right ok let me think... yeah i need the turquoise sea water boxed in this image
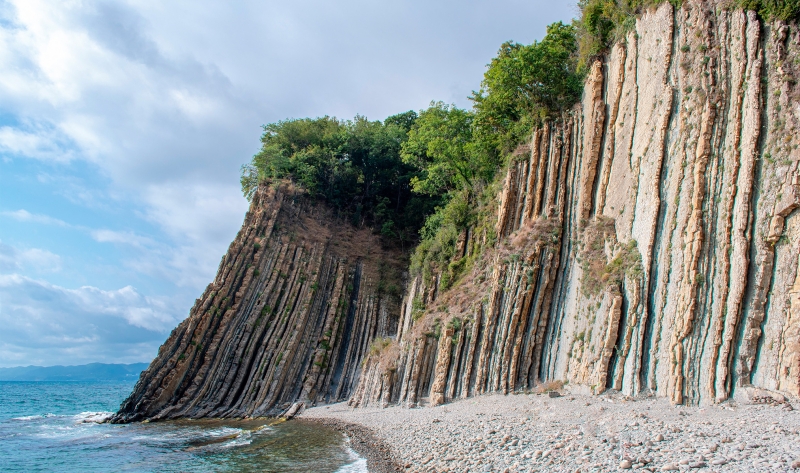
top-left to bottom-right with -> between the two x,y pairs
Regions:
0,381 -> 366,472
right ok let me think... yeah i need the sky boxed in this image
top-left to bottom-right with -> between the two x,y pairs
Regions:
0,0 -> 576,368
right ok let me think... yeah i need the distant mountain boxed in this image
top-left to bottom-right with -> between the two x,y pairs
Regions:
0,363 -> 148,382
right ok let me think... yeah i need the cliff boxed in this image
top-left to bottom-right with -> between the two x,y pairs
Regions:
116,1 -> 800,422
352,1 -> 800,407
113,184 -> 403,421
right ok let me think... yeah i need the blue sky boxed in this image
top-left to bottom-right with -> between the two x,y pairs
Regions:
0,0 -> 575,367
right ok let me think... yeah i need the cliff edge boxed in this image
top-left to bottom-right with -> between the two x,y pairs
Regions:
113,184 -> 403,421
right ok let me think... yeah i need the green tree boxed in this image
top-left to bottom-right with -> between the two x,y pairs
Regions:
240,113 -> 439,247
400,102 -> 480,195
471,22 -> 583,155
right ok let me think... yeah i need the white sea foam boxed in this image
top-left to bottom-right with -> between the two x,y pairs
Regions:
12,415 -> 43,421
12,413 -> 58,421
204,427 -> 242,438
334,446 -> 368,473
74,412 -> 113,423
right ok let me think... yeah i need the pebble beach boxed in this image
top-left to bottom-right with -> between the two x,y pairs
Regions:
301,390 -> 800,472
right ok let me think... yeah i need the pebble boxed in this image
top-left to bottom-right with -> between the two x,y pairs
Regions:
299,391 -> 800,473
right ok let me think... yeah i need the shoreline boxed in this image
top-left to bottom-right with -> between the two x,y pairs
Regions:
300,417 -> 401,473
300,391 -> 800,472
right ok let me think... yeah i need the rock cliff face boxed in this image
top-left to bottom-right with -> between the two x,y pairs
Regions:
113,184 -> 402,421
117,2 -> 800,421
352,1 -> 800,407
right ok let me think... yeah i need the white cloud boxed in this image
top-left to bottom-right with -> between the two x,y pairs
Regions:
0,273 -> 180,366
18,248 -> 62,272
2,209 -> 70,227
90,229 -> 154,248
0,241 -> 62,273
0,126 -> 75,162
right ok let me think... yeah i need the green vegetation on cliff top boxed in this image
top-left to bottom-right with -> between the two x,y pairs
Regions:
578,0 -> 800,67
242,21 -> 581,261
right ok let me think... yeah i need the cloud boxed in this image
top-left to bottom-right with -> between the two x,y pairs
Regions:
0,125 -> 75,162
2,209 -> 70,227
90,229 -> 154,248
0,241 -> 62,273
0,273 -> 179,367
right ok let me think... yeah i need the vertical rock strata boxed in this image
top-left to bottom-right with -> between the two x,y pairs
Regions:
116,2 -> 800,420
352,1 -> 800,407
113,184 -> 402,421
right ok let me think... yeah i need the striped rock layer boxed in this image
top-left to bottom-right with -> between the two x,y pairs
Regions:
352,1 -> 800,408
113,185 -> 401,421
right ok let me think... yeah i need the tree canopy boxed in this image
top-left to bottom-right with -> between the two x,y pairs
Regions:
241,113 -> 441,246
241,20 -> 583,269
471,22 -> 583,156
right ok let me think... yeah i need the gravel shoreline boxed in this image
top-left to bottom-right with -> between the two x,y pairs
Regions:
300,391 -> 800,472
301,418 -> 401,472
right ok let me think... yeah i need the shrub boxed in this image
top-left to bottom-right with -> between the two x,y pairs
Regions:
580,217 -> 643,295
368,337 -> 393,356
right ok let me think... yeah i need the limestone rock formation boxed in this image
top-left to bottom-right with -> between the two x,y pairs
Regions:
352,1 -> 800,407
113,184 -> 402,421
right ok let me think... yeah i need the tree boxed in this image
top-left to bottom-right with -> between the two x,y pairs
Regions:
240,113 -> 439,247
471,22 -> 583,155
400,102 -> 481,196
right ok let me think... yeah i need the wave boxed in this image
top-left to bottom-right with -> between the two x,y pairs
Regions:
10,413 -> 59,421
334,445 -> 368,473
74,412 -> 113,423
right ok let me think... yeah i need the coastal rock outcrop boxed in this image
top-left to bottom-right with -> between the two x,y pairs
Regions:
113,184 -> 402,421
352,1 -> 800,407
117,1 -> 800,422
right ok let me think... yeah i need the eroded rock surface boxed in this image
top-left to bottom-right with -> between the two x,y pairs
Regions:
352,1 -> 800,408
117,2 -> 800,423
113,184 -> 402,421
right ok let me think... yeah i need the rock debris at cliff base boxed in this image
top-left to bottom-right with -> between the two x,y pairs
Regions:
303,391 -> 800,472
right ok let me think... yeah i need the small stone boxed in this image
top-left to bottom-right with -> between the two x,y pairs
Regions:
619,459 -> 633,469
549,391 -> 562,398
661,465 -> 679,471
711,458 -> 727,466
655,434 -> 665,442
792,460 -> 800,469
689,462 -> 707,469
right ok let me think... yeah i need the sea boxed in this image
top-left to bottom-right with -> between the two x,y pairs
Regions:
0,381 -> 367,472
